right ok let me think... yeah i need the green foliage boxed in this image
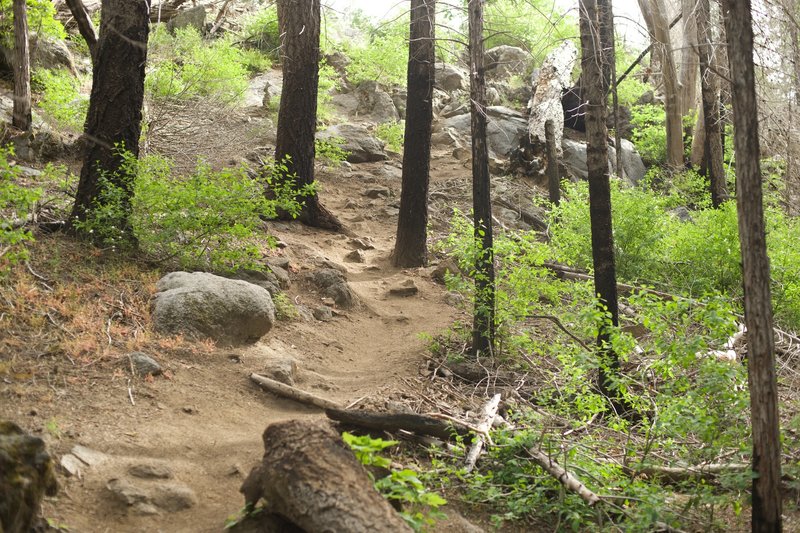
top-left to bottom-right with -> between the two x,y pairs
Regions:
32,68 -> 89,131
272,292 -> 298,321
242,5 -> 280,57
630,104 -> 666,165
484,0 -> 578,66
317,61 -> 340,122
376,121 -> 404,153
146,25 -> 249,104
238,48 -> 273,74
74,150 -> 312,272
343,432 -> 446,531
0,0 -> 66,49
0,146 -> 40,275
315,136 -> 349,167
343,17 -> 408,87
615,77 -> 651,108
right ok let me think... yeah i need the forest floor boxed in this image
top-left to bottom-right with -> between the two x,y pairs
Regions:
0,91 -> 514,531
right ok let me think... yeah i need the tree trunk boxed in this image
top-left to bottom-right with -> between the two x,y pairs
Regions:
696,0 -> 728,207
12,0 -> 31,131
240,419 -> 412,532
722,1 -> 783,531
468,0 -> 495,358
69,0 -> 149,230
393,0 -> 435,268
679,0 -> 699,118
273,0 -> 341,231
64,0 -> 98,64
642,0 -> 684,168
580,0 -> 623,410
545,120 -> 560,205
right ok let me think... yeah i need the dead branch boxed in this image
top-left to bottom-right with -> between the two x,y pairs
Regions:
464,393 -> 501,473
325,408 -> 469,441
249,373 -> 341,410
527,447 -> 601,506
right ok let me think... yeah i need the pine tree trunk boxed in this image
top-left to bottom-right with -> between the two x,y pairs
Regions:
64,0 -> 98,64
679,0 -> 699,117
580,0 -> 622,407
393,0 -> 435,268
12,0 -> 31,131
696,0 -> 728,207
545,120 -> 560,205
70,0 -> 149,229
722,1 -> 783,531
274,0 -> 341,231
468,0 -> 495,358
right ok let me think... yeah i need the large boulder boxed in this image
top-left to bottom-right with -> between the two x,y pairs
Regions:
485,45 -> 529,78
442,106 -> 527,158
167,5 -> 207,34
435,62 -> 468,92
317,124 -> 388,163
617,139 -> 647,185
151,272 -> 276,346
354,81 -> 399,123
1,421 -> 58,533
561,138 -> 647,186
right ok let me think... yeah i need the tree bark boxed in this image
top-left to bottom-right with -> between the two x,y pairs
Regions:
580,0 -> 623,411
679,0 -> 699,118
273,0 -> 341,231
240,419 -> 412,532
393,0 -> 435,267
545,120 -> 560,205
64,0 -> 98,64
468,0 -> 495,358
696,0 -> 728,207
722,1 -> 783,531
642,0 -> 684,168
12,0 -> 31,131
69,0 -> 149,230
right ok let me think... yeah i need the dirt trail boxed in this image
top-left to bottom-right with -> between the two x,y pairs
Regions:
6,157 -> 462,532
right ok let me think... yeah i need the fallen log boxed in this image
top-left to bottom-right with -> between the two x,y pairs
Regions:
240,419 -> 412,532
325,408 -> 469,441
527,447 -> 600,506
464,393 -> 501,472
250,373 -> 341,411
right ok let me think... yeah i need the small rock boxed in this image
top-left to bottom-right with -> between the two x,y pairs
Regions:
313,306 -> 334,322
267,257 -> 291,270
152,483 -> 198,512
389,279 -> 419,297
320,297 -> 336,307
380,206 -> 400,217
60,454 -> 84,478
453,146 -> 471,161
268,264 -> 291,289
128,463 -> 174,480
71,444 -> 109,466
349,237 -> 375,250
363,186 -> 391,199
133,503 -> 161,516
181,407 -> 198,415
345,249 -> 366,263
128,352 -> 162,377
444,292 -> 464,306
107,478 -> 149,506
263,357 -> 298,386
430,258 -> 461,284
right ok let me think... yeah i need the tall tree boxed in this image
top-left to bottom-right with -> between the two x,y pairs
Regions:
580,0 -> 623,410
393,0 -> 435,268
679,0 -> 699,117
638,0 -> 684,168
722,1 -> 783,530
468,0 -> 495,358
64,0 -> 98,64
70,0 -> 149,230
696,0 -> 728,207
12,0 -> 31,131
273,0 -> 341,231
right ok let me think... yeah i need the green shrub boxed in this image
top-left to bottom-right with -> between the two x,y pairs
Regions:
375,121 -> 404,152
0,0 -> 66,49
630,103 -> 666,165
0,146 -> 41,275
74,151 -> 313,272
242,5 -> 280,57
146,26 -> 249,104
315,136 -> 349,167
343,17 -> 408,87
317,61 -> 340,122
32,68 -> 89,131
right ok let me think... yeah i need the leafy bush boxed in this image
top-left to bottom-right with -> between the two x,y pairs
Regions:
242,5 -> 280,57
343,17 -> 408,87
630,104 -> 666,165
0,0 -> 66,49
0,146 -> 41,275
146,25 -> 250,104
342,432 -> 446,531
315,136 -> 349,167
74,151 -> 312,272
317,61 -> 340,122
375,121 -> 404,152
32,68 -> 89,131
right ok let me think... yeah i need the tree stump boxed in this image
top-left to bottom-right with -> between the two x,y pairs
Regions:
239,419 -> 411,533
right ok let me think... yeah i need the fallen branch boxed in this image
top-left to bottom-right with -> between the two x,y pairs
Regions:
249,373 -> 341,411
464,393 -> 501,473
325,408 -> 469,441
625,462 -> 750,484
527,314 -> 591,352
527,447 -> 601,506
495,197 -> 549,232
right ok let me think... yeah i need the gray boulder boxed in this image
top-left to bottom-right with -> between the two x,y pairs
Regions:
561,138 -> 647,186
485,45 -> 529,78
435,63 -> 468,92
151,272 -> 275,346
308,268 -> 357,309
317,124 -> 387,163
167,5 -> 207,34
617,139 -> 647,185
354,81 -> 399,123
442,106 -> 527,157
